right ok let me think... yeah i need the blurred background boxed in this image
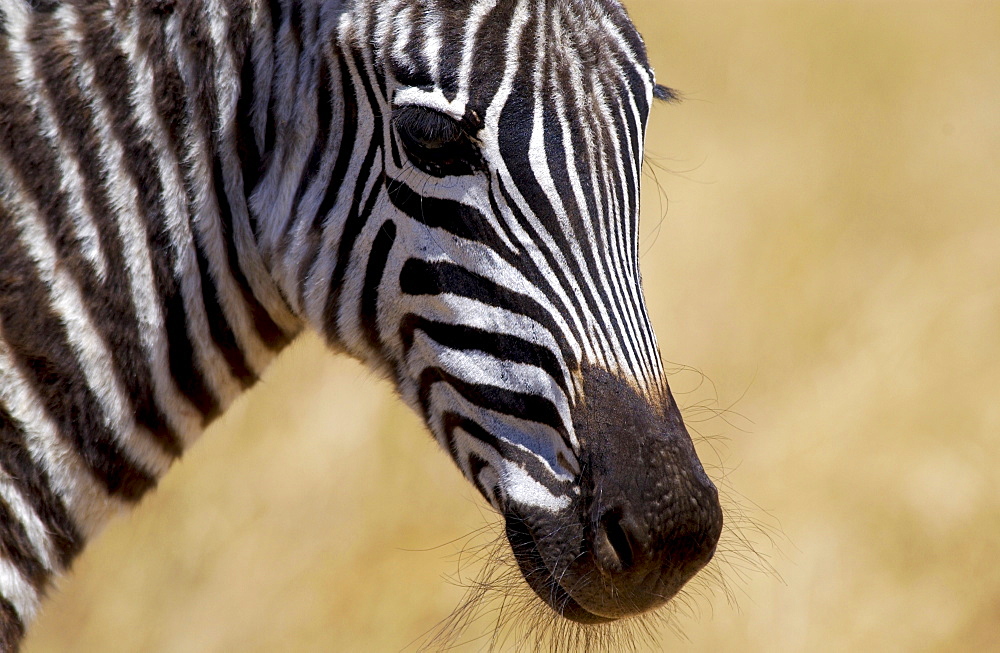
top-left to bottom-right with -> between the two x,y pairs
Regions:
25,1 -> 1000,651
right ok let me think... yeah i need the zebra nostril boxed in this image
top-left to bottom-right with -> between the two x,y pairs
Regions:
593,509 -> 634,575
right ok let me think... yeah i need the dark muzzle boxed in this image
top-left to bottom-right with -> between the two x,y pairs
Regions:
504,364 -> 723,622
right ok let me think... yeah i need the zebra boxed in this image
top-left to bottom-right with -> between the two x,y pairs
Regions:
0,0 -> 723,647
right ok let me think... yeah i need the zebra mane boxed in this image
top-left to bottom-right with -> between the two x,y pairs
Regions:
653,83 -> 680,102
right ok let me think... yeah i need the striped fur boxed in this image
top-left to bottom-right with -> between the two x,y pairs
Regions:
0,0 -> 708,645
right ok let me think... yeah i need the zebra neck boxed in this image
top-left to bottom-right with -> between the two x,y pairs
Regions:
0,0 -> 310,640
245,0 -> 387,354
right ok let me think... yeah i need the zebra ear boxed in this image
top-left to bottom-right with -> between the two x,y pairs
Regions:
653,83 -> 680,102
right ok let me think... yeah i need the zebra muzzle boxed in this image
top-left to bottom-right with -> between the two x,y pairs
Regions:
503,364 -> 723,622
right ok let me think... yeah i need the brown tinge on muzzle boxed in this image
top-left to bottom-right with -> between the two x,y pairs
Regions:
505,363 -> 723,623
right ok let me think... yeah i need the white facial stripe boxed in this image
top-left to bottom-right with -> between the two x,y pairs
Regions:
421,10 -> 443,84
449,425 -> 504,506
421,370 -> 577,481
395,294 -> 573,400
392,85 -> 467,121
414,335 -> 572,428
408,250 -> 581,367
454,0 -> 500,108
501,460 -> 571,512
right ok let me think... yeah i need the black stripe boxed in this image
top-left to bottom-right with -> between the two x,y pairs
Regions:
496,78 -> 618,366
287,0 -> 303,51
75,6 -> 221,422
0,404 -> 83,569
131,9 -> 260,392
600,76 -> 663,378
440,412 -> 569,491
399,314 -> 568,396
322,50 -> 386,343
0,202 -> 157,502
296,46 -> 356,306
617,71 -> 645,220
285,51 -> 338,296
388,128 -> 403,171
386,178 -> 510,249
28,14 -> 184,457
539,71 -> 639,371
263,0 -> 281,155
466,450 -> 492,504
173,8 -> 287,375
26,0 -> 57,13
235,24 -> 264,207
0,595 -> 24,653
213,146 -> 290,355
369,47 -> 390,108
464,0 -> 514,110
360,220 -> 396,351
494,178 -> 585,354
399,258 -> 578,371
322,168 -> 383,343
485,180 -> 524,262
292,58 -> 335,211
418,367 -> 566,440
0,497 -> 48,592
160,278 -> 222,420
539,73 -> 631,358
193,187 -> 257,392
170,4 -> 285,365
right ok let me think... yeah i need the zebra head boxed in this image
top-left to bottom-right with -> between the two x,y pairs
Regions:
259,0 -> 723,623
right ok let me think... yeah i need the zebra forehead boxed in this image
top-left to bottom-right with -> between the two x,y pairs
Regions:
372,0 -> 654,95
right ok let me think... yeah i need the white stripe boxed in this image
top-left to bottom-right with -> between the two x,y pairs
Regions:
454,0 -> 499,109
251,0 -> 314,260
420,9 -> 443,85
550,55 -> 656,388
394,294 -> 573,401
116,13 -> 245,409
593,71 -> 664,389
419,355 -> 577,482
58,5 -> 203,437
412,334 -> 573,443
0,334 -> 122,539
401,235 -> 584,377
280,42 -> 346,303
248,0 -> 274,154
205,0 -> 302,343
164,9 -> 284,376
526,4 -> 623,371
250,3 -> 322,298
0,154 -> 173,477
2,4 -> 109,282
0,478 -> 55,572
0,558 -> 38,623
392,85 -> 466,121
456,433 -> 502,509
480,0 -> 595,364
318,163 -> 385,353
299,29 -> 381,327
500,459 -> 570,512
381,150 -> 518,254
388,3 -> 415,71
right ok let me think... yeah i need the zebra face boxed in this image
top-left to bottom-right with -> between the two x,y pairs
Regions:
0,0 -> 722,641
350,0 -> 725,623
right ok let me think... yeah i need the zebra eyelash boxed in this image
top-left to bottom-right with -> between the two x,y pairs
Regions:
391,105 -> 484,177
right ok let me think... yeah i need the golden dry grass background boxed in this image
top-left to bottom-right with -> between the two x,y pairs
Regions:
24,1 -> 1000,651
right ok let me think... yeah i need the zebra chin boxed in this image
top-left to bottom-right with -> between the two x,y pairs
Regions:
500,364 -> 723,623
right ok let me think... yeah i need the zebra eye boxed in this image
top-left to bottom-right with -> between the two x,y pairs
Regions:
393,105 -> 483,177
